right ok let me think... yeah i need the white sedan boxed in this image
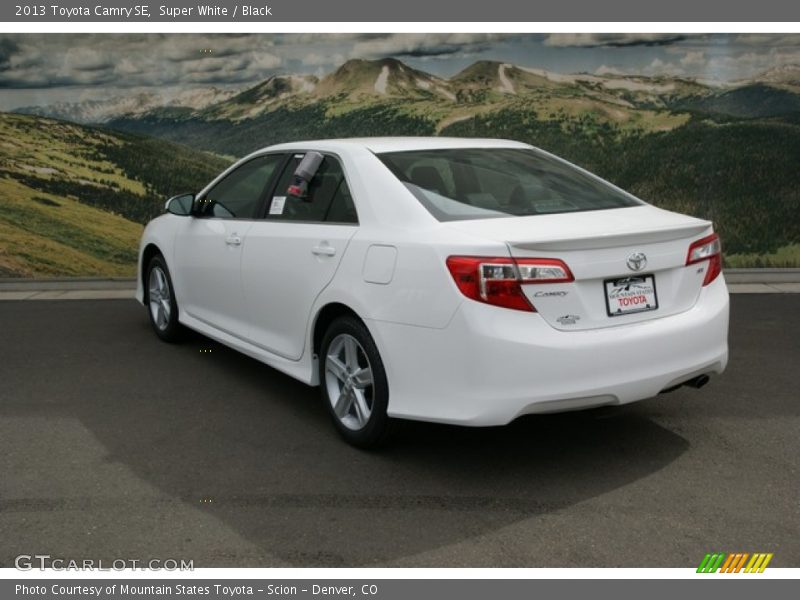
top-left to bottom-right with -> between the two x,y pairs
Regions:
136,137 -> 729,447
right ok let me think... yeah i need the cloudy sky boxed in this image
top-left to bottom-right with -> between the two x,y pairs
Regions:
1,33 -> 799,110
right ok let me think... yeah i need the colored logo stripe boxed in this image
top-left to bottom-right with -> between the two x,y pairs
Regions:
697,553 -> 726,573
745,553 -> 773,573
720,553 -> 749,573
697,553 -> 773,573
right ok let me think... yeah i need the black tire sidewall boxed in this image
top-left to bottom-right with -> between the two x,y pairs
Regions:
319,316 -> 390,448
146,254 -> 182,342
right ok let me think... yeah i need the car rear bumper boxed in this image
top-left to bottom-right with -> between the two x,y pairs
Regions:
368,276 -> 729,426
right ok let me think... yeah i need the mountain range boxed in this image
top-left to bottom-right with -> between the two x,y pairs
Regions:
85,57 -> 800,163
16,86 -> 239,125
19,58 -> 800,130
5,57 -> 800,273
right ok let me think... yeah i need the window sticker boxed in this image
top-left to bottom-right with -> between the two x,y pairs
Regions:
269,196 -> 286,215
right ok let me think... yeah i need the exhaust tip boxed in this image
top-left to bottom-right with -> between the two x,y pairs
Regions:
685,374 -> 711,389
659,373 -> 711,394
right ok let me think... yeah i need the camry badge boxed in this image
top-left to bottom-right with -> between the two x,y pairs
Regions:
533,290 -> 568,297
627,252 -> 647,272
556,314 -> 581,325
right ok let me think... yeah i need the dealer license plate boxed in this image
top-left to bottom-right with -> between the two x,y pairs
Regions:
604,275 -> 659,317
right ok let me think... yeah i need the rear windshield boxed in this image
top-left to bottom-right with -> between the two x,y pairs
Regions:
377,147 -> 641,221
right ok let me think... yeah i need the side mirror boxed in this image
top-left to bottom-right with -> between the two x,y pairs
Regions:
165,193 -> 194,216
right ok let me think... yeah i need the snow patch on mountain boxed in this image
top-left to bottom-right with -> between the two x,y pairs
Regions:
294,76 -> 317,93
437,87 -> 457,101
374,65 -> 390,94
598,78 -> 676,93
498,64 -> 515,94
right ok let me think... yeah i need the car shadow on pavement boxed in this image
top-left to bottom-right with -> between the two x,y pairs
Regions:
96,316 -> 689,566
0,301 -> 690,567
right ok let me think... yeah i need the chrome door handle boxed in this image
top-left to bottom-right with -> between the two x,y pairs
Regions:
225,234 -> 242,246
311,245 -> 336,257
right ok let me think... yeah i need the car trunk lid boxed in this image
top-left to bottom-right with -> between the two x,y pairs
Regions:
448,206 -> 714,331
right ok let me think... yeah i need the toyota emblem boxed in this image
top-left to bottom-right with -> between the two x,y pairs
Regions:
627,252 -> 647,272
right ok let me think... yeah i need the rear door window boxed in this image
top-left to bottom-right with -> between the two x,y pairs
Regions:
266,154 -> 357,224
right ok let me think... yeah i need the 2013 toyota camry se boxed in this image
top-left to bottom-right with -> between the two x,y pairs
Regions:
136,137 -> 729,446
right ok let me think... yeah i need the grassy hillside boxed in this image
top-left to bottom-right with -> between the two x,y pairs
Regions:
0,113 -> 229,277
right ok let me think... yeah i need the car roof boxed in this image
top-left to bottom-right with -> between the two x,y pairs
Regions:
262,137 -> 532,155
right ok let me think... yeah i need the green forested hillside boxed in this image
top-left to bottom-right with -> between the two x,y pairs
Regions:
0,113 -> 229,277
673,84 -> 800,118
110,102 -> 437,157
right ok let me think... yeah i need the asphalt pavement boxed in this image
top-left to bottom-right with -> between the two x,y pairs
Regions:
0,296 -> 798,567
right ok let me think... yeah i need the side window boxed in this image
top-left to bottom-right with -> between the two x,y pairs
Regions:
325,179 -> 358,224
266,154 -> 357,224
198,154 -> 282,219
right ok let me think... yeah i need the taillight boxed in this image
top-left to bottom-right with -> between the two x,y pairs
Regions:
446,256 -> 574,312
686,233 -> 722,286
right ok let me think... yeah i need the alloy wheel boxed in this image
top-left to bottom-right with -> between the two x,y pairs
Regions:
324,333 -> 375,431
148,266 -> 172,331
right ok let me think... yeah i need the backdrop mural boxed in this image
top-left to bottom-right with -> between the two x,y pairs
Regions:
1,33 -> 799,277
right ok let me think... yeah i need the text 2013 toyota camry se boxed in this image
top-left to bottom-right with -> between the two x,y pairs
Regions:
136,137 -> 729,447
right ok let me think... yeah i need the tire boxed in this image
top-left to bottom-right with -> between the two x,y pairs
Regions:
145,254 -> 183,342
319,316 -> 390,448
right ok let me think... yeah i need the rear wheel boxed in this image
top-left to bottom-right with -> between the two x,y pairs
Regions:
320,316 -> 390,448
146,254 -> 182,342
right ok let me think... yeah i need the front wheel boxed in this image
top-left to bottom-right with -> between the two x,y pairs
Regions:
146,254 -> 182,342
319,316 -> 390,448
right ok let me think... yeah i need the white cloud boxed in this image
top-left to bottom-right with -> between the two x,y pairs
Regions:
350,33 -> 516,58
0,34 -> 284,88
644,58 -> 685,76
693,49 -> 800,81
595,64 -> 626,76
302,52 -> 345,67
725,34 -> 800,47
680,51 -> 707,67
247,52 -> 283,71
594,58 -> 686,78
63,47 -> 113,72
